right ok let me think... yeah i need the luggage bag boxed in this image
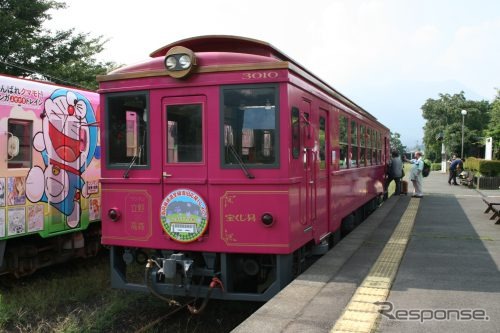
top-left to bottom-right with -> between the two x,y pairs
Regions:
401,180 -> 408,195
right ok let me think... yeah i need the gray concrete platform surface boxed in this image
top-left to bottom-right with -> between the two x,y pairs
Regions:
233,171 -> 500,333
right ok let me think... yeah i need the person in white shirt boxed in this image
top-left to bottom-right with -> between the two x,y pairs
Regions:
406,151 -> 424,198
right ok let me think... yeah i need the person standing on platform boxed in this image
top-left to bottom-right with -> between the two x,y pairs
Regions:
448,155 -> 463,185
385,150 -> 404,196
405,151 -> 424,198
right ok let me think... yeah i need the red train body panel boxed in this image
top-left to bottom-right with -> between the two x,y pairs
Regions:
97,36 -> 390,301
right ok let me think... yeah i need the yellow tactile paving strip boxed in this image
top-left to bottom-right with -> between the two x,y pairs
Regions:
330,198 -> 420,333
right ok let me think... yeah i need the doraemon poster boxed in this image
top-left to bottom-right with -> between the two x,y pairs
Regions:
25,89 -> 99,228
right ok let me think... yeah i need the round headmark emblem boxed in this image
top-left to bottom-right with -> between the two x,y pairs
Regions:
159,189 -> 209,243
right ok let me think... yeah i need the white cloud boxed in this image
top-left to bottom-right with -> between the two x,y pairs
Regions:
437,19 -> 500,99
412,25 -> 441,48
43,0 -> 500,146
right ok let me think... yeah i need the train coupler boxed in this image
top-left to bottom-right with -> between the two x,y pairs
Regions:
158,253 -> 194,281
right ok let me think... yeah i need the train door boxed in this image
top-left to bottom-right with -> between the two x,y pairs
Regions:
161,96 -> 208,240
314,109 -> 329,239
301,99 -> 315,229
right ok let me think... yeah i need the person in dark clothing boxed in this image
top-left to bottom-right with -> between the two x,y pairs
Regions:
448,156 -> 463,185
385,150 -> 404,196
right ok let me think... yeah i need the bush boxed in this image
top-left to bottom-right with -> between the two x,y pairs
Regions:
464,157 -> 500,176
431,163 -> 441,171
479,160 -> 500,176
464,157 -> 480,172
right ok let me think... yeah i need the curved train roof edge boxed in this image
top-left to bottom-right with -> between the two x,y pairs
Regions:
102,35 -> 378,124
150,35 -> 379,124
150,35 -> 285,59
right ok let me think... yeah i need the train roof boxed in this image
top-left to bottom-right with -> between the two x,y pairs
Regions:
0,73 -> 96,94
150,35 -> 289,60
99,35 -> 382,124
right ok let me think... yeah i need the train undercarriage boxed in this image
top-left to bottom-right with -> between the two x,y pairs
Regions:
110,196 -> 381,303
0,223 -> 101,278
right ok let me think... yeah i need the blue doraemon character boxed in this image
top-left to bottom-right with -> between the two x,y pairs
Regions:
26,89 -> 98,228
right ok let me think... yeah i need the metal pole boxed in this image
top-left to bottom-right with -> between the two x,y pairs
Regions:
461,109 -> 467,158
461,114 -> 464,158
441,141 -> 446,173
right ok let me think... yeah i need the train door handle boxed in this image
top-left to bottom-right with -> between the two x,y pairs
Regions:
163,172 -> 172,178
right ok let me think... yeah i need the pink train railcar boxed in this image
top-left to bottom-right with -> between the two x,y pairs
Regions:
0,74 -> 101,277
98,36 -> 390,301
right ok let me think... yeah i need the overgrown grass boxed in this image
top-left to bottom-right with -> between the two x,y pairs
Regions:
0,253 -> 260,333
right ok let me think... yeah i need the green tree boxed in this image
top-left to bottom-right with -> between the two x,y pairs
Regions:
485,89 -> 500,159
0,0 -> 115,89
421,92 -> 491,161
389,132 -> 407,156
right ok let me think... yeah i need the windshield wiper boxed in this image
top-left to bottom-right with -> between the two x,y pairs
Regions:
123,154 -> 138,178
227,144 -> 254,179
123,146 -> 143,179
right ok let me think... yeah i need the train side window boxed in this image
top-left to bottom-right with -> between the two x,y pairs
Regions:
221,85 -> 279,167
350,120 -> 358,168
106,93 -> 149,167
7,119 -> 32,169
366,128 -> 371,165
319,116 -> 326,169
360,125 -> 366,167
339,115 -> 348,169
377,131 -> 382,164
291,107 -> 300,159
366,127 -> 372,166
371,128 -> 376,165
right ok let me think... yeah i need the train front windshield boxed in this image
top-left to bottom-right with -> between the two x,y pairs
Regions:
105,93 -> 149,167
104,86 -> 278,171
222,85 -> 278,167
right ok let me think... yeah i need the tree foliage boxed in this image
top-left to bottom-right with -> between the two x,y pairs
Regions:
390,132 -> 407,156
0,0 -> 115,90
421,92 -> 491,161
485,89 -> 500,159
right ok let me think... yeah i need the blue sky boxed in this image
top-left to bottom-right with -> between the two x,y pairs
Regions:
46,0 -> 500,148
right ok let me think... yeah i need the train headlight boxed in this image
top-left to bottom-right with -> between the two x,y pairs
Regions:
165,56 -> 178,70
164,46 -> 196,79
178,55 -> 192,69
108,208 -> 121,222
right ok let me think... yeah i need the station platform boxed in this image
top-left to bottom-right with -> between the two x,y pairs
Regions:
233,171 -> 500,333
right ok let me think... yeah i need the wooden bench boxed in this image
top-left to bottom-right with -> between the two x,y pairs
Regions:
482,198 -> 500,224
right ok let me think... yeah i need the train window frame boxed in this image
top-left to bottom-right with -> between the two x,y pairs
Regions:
366,128 -> 370,165
319,115 -> 326,170
350,120 -> 358,168
339,115 -> 348,169
377,131 -> 383,165
220,84 -> 280,169
166,103 -> 203,163
7,119 -> 33,169
360,124 -> 366,167
372,131 -> 375,164
104,91 -> 150,170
